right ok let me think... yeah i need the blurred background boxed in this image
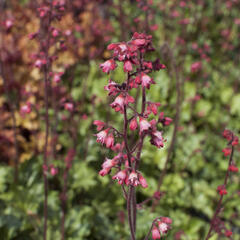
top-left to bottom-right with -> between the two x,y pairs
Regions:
0,0 -> 240,239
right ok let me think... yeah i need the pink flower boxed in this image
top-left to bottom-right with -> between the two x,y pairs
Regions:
38,7 -> 48,17
20,103 -> 32,115
110,94 -> 125,112
139,117 -> 151,133
96,129 -> 109,145
164,117 -> 172,126
179,1 -> 187,7
111,142 -> 124,152
5,19 -> 13,29
150,24 -> 158,31
100,59 -> 117,74
139,173 -> 148,188
141,73 -> 155,89
129,118 -> 138,131
161,217 -> 172,225
110,94 -> 134,113
143,61 -> 153,70
191,62 -> 202,73
64,103 -> 74,112
152,226 -> 161,239
222,148 -> 231,157
225,230 -> 233,237
99,168 -> 111,176
107,43 -> 118,50
158,112 -> 172,126
150,131 -> 164,148
29,32 -> 38,40
228,165 -> 238,172
147,102 -> 161,115
127,171 -> 140,186
104,79 -> 120,96
118,43 -> 128,52
34,59 -> 46,68
53,72 -> 63,83
112,170 -> 127,184
93,120 -> 105,131
105,134 -> 114,148
50,165 -> 58,176
64,29 -> 72,36
131,38 -> 146,46
124,60 -> 133,72
158,222 -> 169,234
223,129 -> 232,141
102,158 -> 117,169
52,29 -> 59,37
217,185 -> 227,195
232,136 -> 238,146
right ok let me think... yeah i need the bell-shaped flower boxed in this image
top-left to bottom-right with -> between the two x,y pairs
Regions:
139,117 -> 151,133
150,131 -> 164,148
129,117 -> 138,131
93,120 -> 105,131
124,60 -> 133,72
95,128 -> 109,145
100,59 -> 117,74
112,170 -> 127,185
105,134 -> 114,148
152,226 -> 161,239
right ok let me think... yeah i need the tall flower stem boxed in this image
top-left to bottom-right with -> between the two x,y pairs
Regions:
40,2 -> 53,239
96,33 -> 170,240
205,142 -> 235,240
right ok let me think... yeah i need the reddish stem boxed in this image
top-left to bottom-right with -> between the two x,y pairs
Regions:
205,143 -> 235,240
41,2 -> 53,239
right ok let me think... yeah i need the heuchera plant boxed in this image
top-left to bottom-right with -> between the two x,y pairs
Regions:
205,129 -> 239,239
94,32 -> 172,240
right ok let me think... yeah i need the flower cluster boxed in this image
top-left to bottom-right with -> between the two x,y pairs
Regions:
216,129 -> 239,197
207,129 -> 239,239
152,217 -> 172,239
95,33 -> 172,238
95,33 -> 171,189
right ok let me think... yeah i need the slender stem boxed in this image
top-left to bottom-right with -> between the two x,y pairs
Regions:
132,187 -> 136,233
123,105 -> 132,168
141,87 -> 146,114
127,186 -> 135,240
137,197 -> 153,209
43,68 -> 49,240
43,65 -> 49,240
205,144 -> 234,240
130,51 -> 147,233
123,72 -> 136,239
41,2 -> 53,239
